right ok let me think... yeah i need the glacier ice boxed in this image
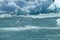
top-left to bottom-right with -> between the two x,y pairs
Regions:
0,0 -> 58,15
56,18 -> 60,26
47,0 -> 60,13
54,0 -> 60,8
14,0 -> 54,15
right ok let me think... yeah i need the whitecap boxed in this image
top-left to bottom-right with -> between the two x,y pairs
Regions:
0,26 -> 60,31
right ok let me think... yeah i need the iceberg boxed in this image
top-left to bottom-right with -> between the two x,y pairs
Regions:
47,0 -> 60,13
0,0 -> 54,15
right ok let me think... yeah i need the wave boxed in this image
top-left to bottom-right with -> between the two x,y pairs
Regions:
0,26 -> 40,31
0,13 -> 59,18
0,14 -> 16,18
45,34 -> 60,36
0,26 -> 60,31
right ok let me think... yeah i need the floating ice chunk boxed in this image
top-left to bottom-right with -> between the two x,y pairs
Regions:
56,18 -> 60,26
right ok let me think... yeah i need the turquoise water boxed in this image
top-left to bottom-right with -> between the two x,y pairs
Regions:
0,17 -> 58,27
0,16 -> 60,40
0,29 -> 60,40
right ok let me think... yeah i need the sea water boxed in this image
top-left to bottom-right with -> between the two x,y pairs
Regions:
0,14 -> 60,40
